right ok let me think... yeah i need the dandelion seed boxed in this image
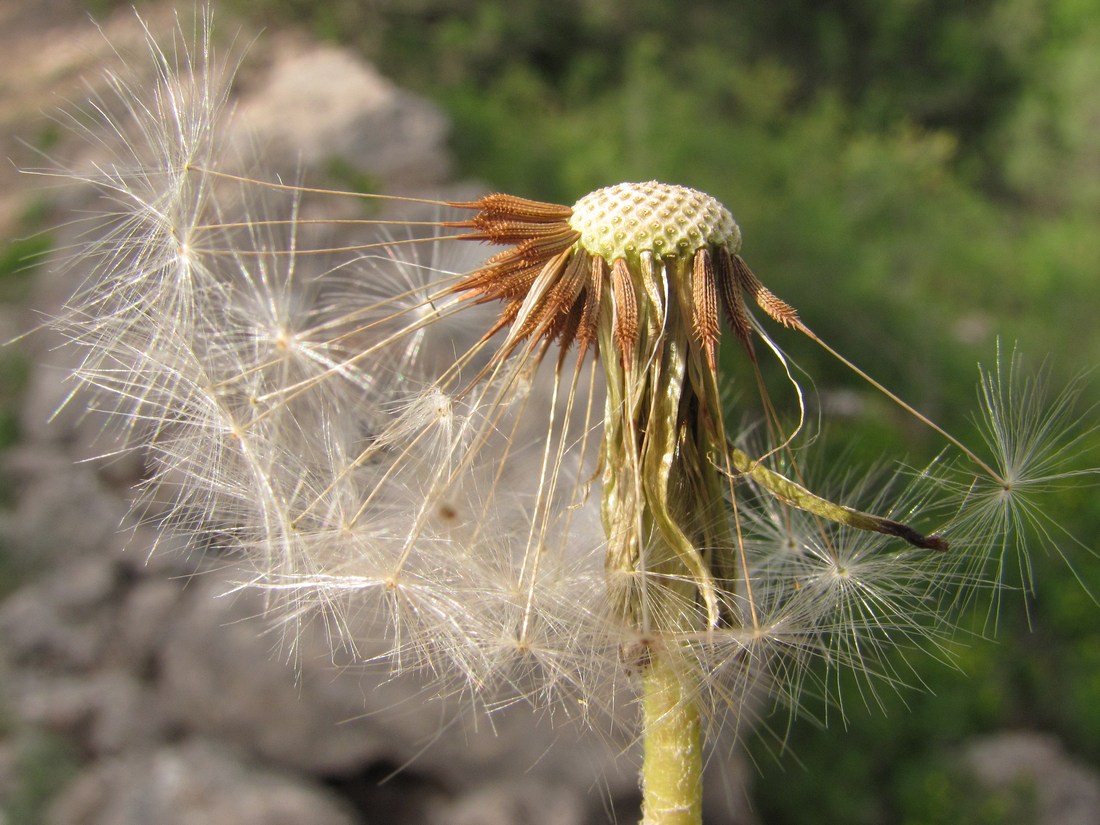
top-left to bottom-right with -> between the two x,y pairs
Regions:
929,344 -> 1100,623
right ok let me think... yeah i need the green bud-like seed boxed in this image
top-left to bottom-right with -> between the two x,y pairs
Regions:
569,181 -> 741,263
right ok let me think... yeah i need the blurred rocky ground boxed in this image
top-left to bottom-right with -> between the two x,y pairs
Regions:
0,3 -> 1098,825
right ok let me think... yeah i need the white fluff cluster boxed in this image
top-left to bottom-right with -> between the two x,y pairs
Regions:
47,14 -> 621,714
42,12 -> 1093,733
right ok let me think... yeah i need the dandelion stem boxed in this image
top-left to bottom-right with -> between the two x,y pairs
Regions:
640,652 -> 703,825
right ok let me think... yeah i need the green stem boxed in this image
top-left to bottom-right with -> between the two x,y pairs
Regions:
641,652 -> 703,825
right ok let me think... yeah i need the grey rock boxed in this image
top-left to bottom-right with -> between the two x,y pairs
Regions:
157,572 -> 398,773
152,567 -> 644,802
408,704 -> 638,804
1,445 -> 128,566
965,731 -> 1100,825
110,524 -> 202,578
79,671 -> 167,755
17,346 -> 86,447
46,739 -> 357,825
426,777 -> 587,825
0,555 -> 119,670
229,43 -> 451,189
16,334 -> 152,485
114,577 -> 185,663
4,671 -> 166,755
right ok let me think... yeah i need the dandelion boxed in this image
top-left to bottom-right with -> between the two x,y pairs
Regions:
927,344 -> 1099,623
35,12 -> 1097,825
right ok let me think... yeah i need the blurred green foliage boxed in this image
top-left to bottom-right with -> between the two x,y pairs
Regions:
224,0 -> 1100,417
0,732 -> 81,825
0,201 -> 51,596
57,1 -> 1100,821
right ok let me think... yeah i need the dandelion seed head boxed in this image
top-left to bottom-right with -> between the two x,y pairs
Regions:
570,181 -> 740,262
43,15 -> 1097,789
